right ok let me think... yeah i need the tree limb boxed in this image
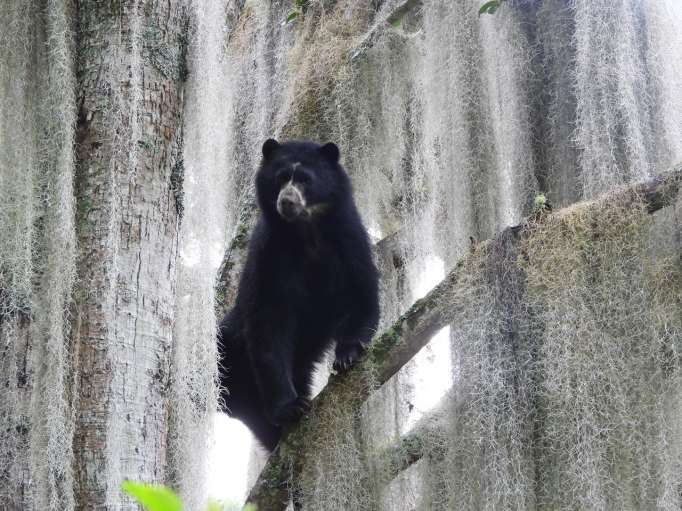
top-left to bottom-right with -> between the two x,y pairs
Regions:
244,165 -> 681,509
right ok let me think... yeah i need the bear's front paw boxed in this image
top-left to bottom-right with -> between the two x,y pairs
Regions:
272,396 -> 311,426
333,342 -> 366,372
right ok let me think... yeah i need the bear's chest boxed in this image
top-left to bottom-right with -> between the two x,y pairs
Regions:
272,245 -> 347,300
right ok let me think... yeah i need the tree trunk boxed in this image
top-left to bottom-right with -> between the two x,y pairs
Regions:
71,1 -> 186,508
1,1 -> 225,508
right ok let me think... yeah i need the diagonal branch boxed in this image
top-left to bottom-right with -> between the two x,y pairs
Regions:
244,165 -> 681,510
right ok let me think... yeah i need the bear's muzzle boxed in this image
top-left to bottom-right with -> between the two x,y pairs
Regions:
277,181 -> 306,221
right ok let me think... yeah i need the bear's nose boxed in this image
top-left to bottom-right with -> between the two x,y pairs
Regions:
279,197 -> 296,216
276,186 -> 305,220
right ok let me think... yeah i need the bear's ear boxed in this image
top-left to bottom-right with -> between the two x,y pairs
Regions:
262,138 -> 280,161
319,142 -> 340,163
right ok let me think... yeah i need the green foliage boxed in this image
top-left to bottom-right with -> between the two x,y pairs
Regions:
209,501 -> 257,511
215,288 -> 226,306
283,0 -> 310,25
121,481 -> 257,511
533,193 -> 549,212
121,481 -> 182,511
478,0 -> 504,15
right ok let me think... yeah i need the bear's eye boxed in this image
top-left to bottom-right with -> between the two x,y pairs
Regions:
275,170 -> 291,185
297,173 -> 312,185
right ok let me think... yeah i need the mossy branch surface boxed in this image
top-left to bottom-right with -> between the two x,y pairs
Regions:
246,166 -> 681,509
349,0 -> 424,61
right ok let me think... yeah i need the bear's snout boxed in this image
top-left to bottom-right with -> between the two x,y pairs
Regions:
277,182 -> 306,221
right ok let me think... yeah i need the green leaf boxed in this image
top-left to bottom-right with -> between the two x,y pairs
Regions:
284,11 -> 299,25
478,0 -> 501,15
389,16 -> 402,28
534,194 -> 547,208
204,499 -> 257,511
205,500 -> 223,511
121,481 -> 183,511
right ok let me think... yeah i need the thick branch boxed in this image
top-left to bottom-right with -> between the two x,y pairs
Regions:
636,164 -> 682,213
245,165 -> 681,510
377,393 -> 457,479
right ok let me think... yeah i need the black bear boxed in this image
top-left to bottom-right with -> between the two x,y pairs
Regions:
218,139 -> 380,451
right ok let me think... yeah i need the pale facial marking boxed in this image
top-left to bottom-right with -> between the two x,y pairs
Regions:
276,179 -> 306,220
286,179 -> 306,206
288,162 -> 308,213
306,203 -> 329,217
276,163 -> 329,220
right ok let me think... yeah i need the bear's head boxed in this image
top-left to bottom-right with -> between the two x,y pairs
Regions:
255,139 -> 351,223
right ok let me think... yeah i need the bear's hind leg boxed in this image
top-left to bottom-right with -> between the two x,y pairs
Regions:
238,405 -> 283,452
246,311 -> 304,426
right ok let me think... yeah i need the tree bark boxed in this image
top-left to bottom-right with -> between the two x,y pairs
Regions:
72,1 -> 186,507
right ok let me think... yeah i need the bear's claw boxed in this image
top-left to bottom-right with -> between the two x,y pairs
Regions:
333,342 -> 366,372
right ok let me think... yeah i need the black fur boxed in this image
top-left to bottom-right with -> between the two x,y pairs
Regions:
218,140 -> 380,451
